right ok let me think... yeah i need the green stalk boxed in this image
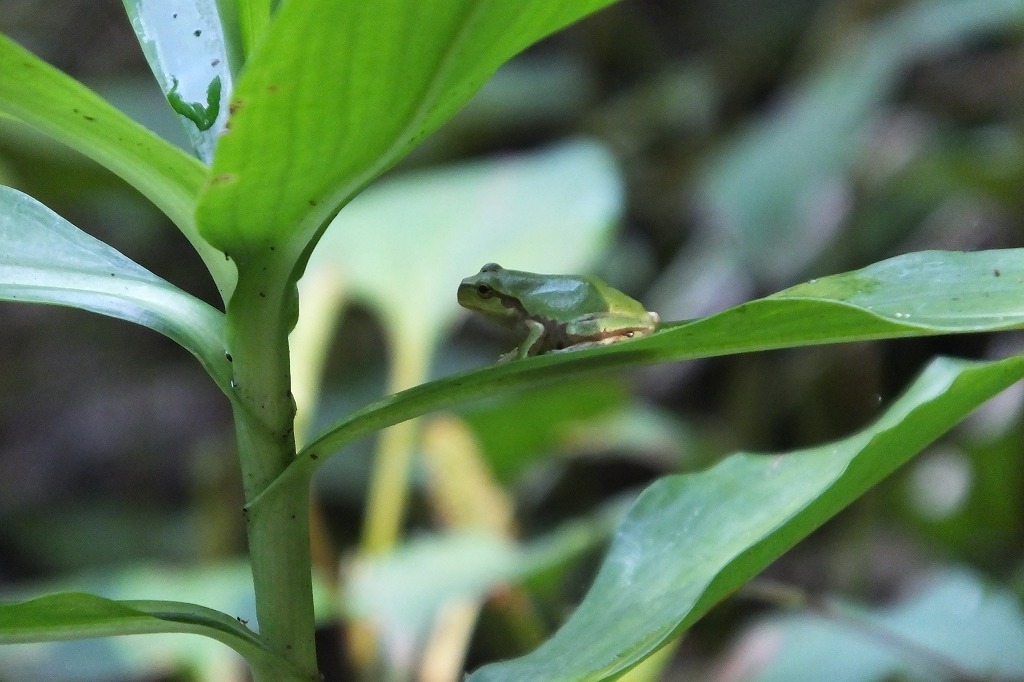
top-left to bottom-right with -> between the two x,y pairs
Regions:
226,259 -> 318,681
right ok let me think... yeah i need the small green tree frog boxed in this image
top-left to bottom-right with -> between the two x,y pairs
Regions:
458,263 -> 660,362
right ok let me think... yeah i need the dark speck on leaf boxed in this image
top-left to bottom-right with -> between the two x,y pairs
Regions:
994,269 -> 1001,277
308,199 -> 318,206
229,99 -> 243,115
83,115 -> 95,121
267,84 -> 279,93
310,453 -> 319,460
212,59 -> 220,66
172,12 -> 178,18
193,29 -> 202,37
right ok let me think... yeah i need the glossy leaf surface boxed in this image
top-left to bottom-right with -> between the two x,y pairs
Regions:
0,186 -> 230,394
122,0 -> 239,162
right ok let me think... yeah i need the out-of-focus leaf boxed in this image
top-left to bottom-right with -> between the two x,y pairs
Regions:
0,35 -> 233,300
697,0 -> 1024,281
459,378 -> 631,483
290,140 -> 622,420
742,569 -> 1024,681
122,0 -> 240,163
0,186 -> 230,395
346,518 -> 619,673
195,0 -> 619,259
466,354 -> 1024,681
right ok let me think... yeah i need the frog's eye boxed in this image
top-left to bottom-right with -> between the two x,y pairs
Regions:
476,283 -> 494,298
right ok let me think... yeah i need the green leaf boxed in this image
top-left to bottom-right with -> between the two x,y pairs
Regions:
346,517 -> 620,669
466,354 -> 1024,681
0,186 -> 231,395
253,248 -> 1024,506
746,569 -> 1024,681
697,0 -> 1024,280
0,592 -> 302,679
122,0 -> 240,162
0,34 -> 235,301
196,0 -> 619,259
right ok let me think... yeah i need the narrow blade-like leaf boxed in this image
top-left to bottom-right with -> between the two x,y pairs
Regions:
250,248 -> 1024,506
0,592 -> 301,679
0,186 -> 230,394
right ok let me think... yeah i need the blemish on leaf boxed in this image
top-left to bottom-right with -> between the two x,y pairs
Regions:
308,199 -> 318,206
994,269 -> 1001,277
193,29 -> 202,37
167,75 -> 222,131
210,173 -> 237,186
211,59 -> 220,67
229,99 -> 243,115
267,84 -> 279,93
83,114 -> 96,122
172,12 -> 178,18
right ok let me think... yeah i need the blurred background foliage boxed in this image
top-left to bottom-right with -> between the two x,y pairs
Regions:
2,0 -> 1024,680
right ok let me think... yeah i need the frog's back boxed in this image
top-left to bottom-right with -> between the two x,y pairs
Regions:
584,275 -> 649,314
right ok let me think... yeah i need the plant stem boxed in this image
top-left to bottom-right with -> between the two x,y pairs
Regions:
227,262 -> 318,680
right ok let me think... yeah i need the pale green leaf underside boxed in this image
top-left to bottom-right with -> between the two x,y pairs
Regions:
250,248 -> 1024,507
0,592 -> 300,678
467,353 -> 1024,681
122,0 -> 239,163
196,0 -> 619,258
0,186 -> 230,394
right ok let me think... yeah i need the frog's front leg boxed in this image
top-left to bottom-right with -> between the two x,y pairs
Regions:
499,318 -> 548,363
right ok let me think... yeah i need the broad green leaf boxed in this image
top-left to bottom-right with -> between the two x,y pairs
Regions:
0,186 -> 231,395
745,569 -> 1024,681
466,354 -> 1024,681
122,0 -> 240,163
0,35 -> 234,301
252,248 -> 1024,505
291,140 -> 621,431
697,0 -> 1024,281
196,0 -> 619,260
0,592 -> 302,679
